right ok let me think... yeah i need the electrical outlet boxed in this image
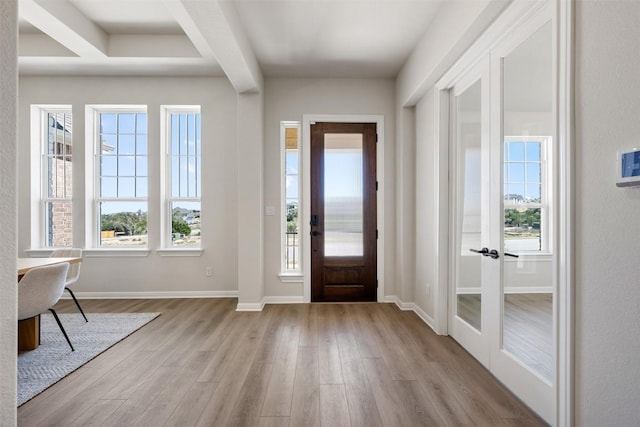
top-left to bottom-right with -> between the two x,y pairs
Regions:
205,267 -> 213,277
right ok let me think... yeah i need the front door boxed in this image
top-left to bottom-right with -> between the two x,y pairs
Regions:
310,122 -> 377,302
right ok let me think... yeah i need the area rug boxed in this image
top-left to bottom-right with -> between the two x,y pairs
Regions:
18,312 -> 160,406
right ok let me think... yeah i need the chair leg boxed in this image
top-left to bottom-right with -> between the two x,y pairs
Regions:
66,287 -> 88,322
48,309 -> 74,352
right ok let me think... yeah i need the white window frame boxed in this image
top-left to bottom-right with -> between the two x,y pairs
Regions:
85,105 -> 149,255
29,105 -> 73,250
279,121 -> 303,281
158,105 -> 203,256
503,135 -> 553,254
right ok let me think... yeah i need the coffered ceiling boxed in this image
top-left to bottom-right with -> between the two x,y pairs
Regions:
18,0 -> 444,91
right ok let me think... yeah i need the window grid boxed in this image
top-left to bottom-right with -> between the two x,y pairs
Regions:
44,111 -> 73,247
167,110 -> 201,248
96,110 -> 148,247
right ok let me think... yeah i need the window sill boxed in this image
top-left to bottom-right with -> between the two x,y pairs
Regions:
157,248 -> 203,257
278,272 -> 304,283
25,249 -> 54,258
83,248 -> 150,258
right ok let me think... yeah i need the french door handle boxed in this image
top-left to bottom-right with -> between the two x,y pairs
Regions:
488,249 -> 500,259
469,247 -> 489,256
504,252 -> 519,258
311,231 -> 322,236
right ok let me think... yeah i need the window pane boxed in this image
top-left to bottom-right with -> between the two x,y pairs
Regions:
118,113 -> 136,134
118,177 -> 135,197
504,208 -> 541,251
525,162 -> 541,182
45,201 -> 73,247
100,113 -> 117,134
136,156 -> 147,177
170,201 -> 201,248
525,183 -> 541,201
507,183 -> 525,201
101,177 -> 117,197
136,113 -> 147,134
101,134 -> 117,154
507,142 -> 525,161
99,201 -> 147,247
136,177 -> 148,198
286,175 -> 299,199
169,112 -> 201,199
286,152 -> 298,174
101,156 -> 117,177
119,155 -> 136,176
526,142 -> 540,161
136,135 -> 148,155
119,135 -> 135,155
508,163 -> 524,182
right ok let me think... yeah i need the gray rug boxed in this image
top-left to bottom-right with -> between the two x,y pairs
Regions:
18,312 -> 160,406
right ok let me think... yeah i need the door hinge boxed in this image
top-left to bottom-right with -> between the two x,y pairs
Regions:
376,133 -> 379,142
376,279 -> 379,288
376,229 -> 379,239
376,181 -> 379,191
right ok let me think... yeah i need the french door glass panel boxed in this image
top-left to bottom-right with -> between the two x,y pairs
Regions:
455,79 -> 484,332
500,21 -> 554,382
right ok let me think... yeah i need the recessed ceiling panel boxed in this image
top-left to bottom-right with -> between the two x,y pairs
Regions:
69,0 -> 184,34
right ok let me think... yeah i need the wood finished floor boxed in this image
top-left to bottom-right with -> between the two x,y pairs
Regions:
18,299 -> 547,427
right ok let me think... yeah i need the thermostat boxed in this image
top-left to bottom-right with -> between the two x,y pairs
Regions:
616,148 -> 640,187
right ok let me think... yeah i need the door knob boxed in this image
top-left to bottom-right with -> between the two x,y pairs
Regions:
488,249 -> 499,259
311,231 -> 322,236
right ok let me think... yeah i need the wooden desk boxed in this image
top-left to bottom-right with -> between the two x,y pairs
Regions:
18,257 -> 82,351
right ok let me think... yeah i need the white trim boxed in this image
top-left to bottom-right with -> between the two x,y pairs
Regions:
556,0 -> 574,424
63,290 -> 237,299
156,248 -> 203,257
236,302 -> 265,312
385,296 -> 437,332
278,273 -> 304,283
301,114 -> 385,303
263,296 -> 305,304
83,248 -> 150,257
457,286 -> 553,295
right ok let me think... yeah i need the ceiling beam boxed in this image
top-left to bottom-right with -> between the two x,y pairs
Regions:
20,0 -> 108,58
164,0 -> 263,93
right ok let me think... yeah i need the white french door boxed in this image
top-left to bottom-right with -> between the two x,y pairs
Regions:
450,4 -> 556,424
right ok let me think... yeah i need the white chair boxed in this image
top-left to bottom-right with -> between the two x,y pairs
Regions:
18,262 -> 74,351
50,248 -> 87,322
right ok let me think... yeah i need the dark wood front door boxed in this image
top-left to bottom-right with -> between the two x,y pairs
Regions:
310,122 -> 377,302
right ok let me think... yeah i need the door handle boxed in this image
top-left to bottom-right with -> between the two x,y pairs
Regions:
311,231 -> 322,236
488,249 -> 500,259
504,252 -> 519,258
469,247 -> 489,256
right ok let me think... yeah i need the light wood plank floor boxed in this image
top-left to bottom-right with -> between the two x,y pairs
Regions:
18,299 -> 547,426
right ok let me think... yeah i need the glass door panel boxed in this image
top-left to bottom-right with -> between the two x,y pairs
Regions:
501,21 -> 554,381
324,134 -> 364,257
455,80 -> 484,331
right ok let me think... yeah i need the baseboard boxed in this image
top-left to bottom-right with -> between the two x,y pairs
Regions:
262,296 -> 305,304
385,295 -> 437,332
236,301 -> 265,312
457,286 -> 553,295
62,290 -> 238,299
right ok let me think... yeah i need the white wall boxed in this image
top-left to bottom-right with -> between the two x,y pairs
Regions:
575,0 -> 640,424
263,77 -> 396,299
0,0 -> 18,423
17,76 -> 239,296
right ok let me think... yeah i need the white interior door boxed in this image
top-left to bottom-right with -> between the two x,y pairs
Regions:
450,7 -> 556,424
449,60 -> 492,367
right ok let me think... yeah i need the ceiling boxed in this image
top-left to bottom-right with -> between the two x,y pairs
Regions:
17,0 -> 444,85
